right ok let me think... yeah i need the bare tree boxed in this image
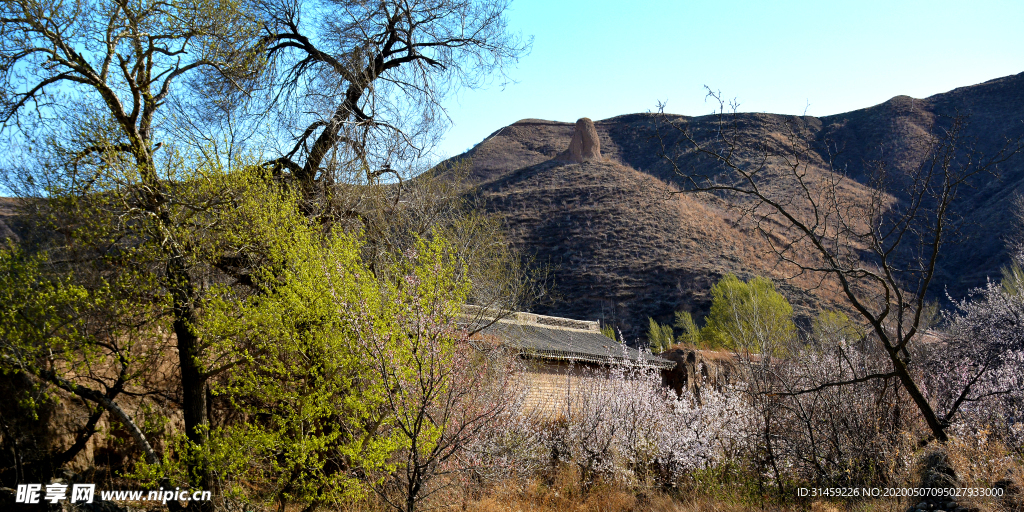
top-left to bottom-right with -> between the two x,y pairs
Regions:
251,0 -> 538,317
655,92 -> 1024,443
254,0 -> 529,205
338,161 -> 540,314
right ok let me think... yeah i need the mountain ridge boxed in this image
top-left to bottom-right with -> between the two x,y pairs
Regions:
447,72 -> 1024,338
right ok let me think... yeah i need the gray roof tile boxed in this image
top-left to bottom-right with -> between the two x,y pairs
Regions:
476,320 -> 676,369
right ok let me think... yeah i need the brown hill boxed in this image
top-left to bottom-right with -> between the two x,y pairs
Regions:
450,72 -> 1024,338
473,157 -> 876,338
0,197 -> 24,243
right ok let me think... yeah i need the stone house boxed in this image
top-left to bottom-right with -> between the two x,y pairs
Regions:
465,308 -> 675,417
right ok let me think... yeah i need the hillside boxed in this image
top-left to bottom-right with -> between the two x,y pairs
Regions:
0,198 -> 18,242
448,72 -> 1024,338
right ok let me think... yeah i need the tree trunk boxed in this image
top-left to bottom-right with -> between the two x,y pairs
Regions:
887,349 -> 948,443
169,257 -> 215,512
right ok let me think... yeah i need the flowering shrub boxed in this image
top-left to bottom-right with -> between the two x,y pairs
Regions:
769,337 -> 919,487
924,254 -> 1024,454
465,354 -> 755,491
350,239 -> 533,512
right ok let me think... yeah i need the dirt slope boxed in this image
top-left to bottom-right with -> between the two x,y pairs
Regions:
448,72 -> 1024,337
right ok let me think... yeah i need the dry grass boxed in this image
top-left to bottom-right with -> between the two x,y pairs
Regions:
945,432 -> 1024,512
947,432 -> 1021,487
474,157 -> 867,339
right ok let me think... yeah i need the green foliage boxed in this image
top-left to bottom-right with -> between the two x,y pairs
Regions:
0,245 -> 88,416
1001,260 -> 1024,297
0,244 -> 90,359
124,171 -> 475,508
160,179 -> 379,504
701,274 -> 795,356
0,242 -> 159,410
600,323 -> 619,342
673,311 -> 701,347
811,309 -> 864,345
646,317 -> 675,354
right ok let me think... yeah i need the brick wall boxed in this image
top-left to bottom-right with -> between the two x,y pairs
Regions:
519,359 -> 612,419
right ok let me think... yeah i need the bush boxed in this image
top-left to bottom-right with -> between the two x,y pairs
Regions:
479,361 -> 754,493
701,274 -> 795,356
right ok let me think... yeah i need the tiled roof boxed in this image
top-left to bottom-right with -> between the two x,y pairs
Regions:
468,310 -> 675,370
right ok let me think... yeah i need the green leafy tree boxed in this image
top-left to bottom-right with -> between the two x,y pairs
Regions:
646,317 -> 674,354
701,274 -> 795,356
134,180 -> 405,508
115,180 -> 511,511
673,311 -> 701,347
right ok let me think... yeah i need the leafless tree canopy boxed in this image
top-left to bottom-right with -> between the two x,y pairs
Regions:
255,0 -> 529,193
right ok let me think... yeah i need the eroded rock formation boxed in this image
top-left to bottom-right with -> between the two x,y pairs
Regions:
556,117 -> 601,163
659,347 -> 739,400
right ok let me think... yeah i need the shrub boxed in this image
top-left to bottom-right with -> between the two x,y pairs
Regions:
701,274 -> 795,356
484,359 -> 755,492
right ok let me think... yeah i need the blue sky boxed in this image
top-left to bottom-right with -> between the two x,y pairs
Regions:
431,0 -> 1024,160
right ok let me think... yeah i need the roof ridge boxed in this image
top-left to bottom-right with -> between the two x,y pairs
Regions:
461,305 -> 600,332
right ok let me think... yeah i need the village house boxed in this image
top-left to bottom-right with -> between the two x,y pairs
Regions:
464,306 -> 676,417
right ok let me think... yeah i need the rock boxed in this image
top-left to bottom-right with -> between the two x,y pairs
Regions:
917,448 -> 958,490
659,347 -> 739,398
556,117 -> 601,163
